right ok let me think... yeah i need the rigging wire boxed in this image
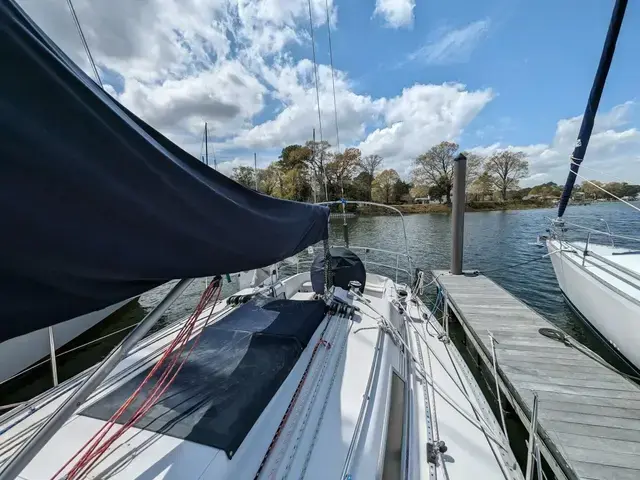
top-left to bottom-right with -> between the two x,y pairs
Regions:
569,159 -> 640,214
307,0 -> 328,200
324,0 -> 340,154
65,0 -> 103,89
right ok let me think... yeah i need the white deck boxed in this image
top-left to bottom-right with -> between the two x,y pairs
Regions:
0,273 -> 520,479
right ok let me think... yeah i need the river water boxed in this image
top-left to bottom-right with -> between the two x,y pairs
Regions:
3,202 -> 639,408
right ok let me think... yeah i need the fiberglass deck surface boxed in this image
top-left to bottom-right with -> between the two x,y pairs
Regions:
434,271 -> 640,480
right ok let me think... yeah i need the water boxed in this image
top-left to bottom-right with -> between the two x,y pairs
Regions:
3,202 -> 639,406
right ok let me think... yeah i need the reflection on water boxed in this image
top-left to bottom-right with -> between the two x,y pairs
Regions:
3,202 -> 639,403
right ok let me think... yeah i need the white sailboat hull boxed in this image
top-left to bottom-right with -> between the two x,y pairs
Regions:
0,299 -> 132,384
547,238 -> 640,369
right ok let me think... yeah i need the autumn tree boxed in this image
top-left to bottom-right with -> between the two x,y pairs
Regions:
359,154 -> 384,200
484,150 -> 529,201
232,166 -> 256,189
326,147 -> 361,197
412,141 -> 460,204
304,140 -> 332,201
372,169 -> 400,204
258,164 -> 282,196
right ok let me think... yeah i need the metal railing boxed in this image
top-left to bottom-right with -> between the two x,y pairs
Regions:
548,217 -> 640,246
548,219 -> 640,281
294,245 -> 413,285
315,200 -> 415,285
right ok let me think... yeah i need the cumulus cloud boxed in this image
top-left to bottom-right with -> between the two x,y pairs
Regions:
18,0 -> 495,178
471,102 -> 640,185
374,0 -> 415,28
359,84 -> 494,175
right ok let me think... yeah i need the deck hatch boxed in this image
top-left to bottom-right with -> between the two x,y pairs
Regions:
81,297 -> 326,458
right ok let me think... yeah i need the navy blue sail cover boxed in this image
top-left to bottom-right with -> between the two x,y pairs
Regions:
0,1 -> 329,342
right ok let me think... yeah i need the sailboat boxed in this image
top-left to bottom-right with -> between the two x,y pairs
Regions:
544,0 -> 640,371
0,1 -> 522,478
0,298 -> 132,385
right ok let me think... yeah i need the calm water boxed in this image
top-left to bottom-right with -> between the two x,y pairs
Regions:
3,202 -> 640,405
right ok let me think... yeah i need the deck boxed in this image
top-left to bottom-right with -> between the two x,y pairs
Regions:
433,270 -> 640,480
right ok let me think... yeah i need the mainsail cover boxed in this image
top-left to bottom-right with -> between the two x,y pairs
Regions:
0,1 -> 329,342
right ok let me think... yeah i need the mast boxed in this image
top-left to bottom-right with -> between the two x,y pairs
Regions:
557,0 -> 628,218
254,152 -> 259,191
204,122 -> 208,166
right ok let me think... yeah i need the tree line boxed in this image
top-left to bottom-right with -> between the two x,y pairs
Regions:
232,141 -> 411,204
231,139 -> 637,205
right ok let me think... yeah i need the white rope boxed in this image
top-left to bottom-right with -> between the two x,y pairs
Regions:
569,160 -> 640,214
569,158 -> 618,179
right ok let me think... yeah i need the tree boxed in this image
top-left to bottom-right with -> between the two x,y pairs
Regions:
412,141 -> 460,204
359,155 -> 384,200
409,184 -> 429,201
581,180 -> 605,199
304,140 -> 332,201
258,164 -> 282,196
528,181 -> 562,198
393,179 -> 411,203
468,172 -> 494,201
484,150 -> 529,201
428,177 -> 449,203
232,166 -> 256,189
461,152 -> 484,187
372,169 -> 400,204
349,171 -> 372,200
326,148 -> 361,197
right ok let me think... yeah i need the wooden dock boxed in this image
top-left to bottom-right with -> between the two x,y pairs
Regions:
434,270 -> 640,480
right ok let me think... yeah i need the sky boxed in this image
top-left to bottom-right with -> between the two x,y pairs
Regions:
18,0 -> 640,186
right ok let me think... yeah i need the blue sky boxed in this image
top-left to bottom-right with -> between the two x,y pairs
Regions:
20,0 -> 640,185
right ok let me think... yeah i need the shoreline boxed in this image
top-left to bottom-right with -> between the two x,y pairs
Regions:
334,200 -> 556,216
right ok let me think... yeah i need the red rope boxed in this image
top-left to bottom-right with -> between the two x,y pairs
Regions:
51,280 -> 222,480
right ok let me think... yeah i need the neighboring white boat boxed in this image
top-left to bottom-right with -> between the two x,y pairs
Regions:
0,263 -> 522,480
546,235 -> 640,369
0,299 -> 133,385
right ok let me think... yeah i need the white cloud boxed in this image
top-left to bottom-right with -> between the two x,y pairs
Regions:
232,61 -> 385,150
18,0 -> 495,178
374,0 -> 415,29
410,19 -> 490,65
359,83 -> 494,175
471,102 -> 640,186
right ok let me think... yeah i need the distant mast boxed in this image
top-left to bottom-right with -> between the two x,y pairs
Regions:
556,0 -> 628,218
204,122 -> 209,166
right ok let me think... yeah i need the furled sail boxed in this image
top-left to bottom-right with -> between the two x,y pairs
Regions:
0,0 -> 329,342
556,0 -> 627,218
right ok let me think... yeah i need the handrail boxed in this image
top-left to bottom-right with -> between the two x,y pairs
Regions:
548,217 -> 640,244
316,200 -> 414,284
349,245 -> 410,258
559,239 -> 640,285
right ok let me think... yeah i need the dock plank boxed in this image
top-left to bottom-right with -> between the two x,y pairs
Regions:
434,270 -> 640,480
